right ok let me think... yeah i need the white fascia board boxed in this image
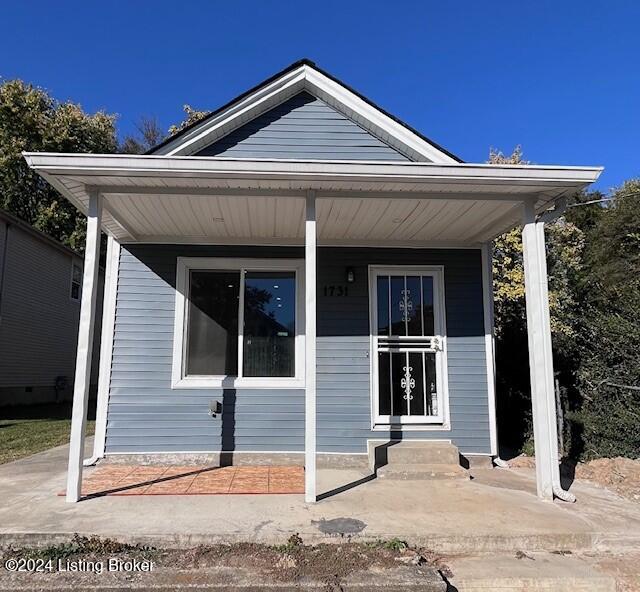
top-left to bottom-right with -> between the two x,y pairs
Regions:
162,68 -> 307,157
23,153 -> 604,189
302,67 -> 456,163
158,63 -> 458,163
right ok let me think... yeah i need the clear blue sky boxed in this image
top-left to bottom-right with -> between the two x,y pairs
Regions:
2,1 -> 638,191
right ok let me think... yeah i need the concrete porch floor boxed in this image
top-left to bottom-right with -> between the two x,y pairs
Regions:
1,440 -> 640,555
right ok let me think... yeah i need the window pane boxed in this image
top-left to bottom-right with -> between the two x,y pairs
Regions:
72,264 -> 83,283
376,276 -> 390,336
406,276 -> 422,336
243,271 -> 295,377
390,276 -> 405,336
186,271 -> 240,376
421,276 -> 435,336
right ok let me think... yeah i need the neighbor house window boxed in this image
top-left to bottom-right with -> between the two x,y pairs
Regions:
70,262 -> 82,301
173,258 -> 304,388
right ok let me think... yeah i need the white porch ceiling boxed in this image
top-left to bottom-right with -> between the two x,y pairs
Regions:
24,153 -> 603,245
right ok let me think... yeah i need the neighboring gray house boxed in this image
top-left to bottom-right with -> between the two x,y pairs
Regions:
25,60 -> 602,503
0,209 -> 102,406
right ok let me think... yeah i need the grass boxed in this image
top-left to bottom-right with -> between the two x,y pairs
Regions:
0,402 -> 95,465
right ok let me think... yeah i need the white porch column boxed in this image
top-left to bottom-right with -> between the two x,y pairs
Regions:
66,189 -> 103,502
304,190 -> 317,503
521,201 -> 560,501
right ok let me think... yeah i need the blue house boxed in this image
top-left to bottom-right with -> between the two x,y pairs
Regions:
25,60 -> 602,503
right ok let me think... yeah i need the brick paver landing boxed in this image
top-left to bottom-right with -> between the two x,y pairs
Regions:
58,465 -> 305,497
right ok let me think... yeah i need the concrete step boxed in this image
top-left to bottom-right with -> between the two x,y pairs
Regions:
377,463 -> 469,480
446,553 -> 616,592
368,440 -> 461,468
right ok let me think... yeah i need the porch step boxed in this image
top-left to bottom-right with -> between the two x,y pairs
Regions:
377,463 -> 469,480
368,441 -> 461,468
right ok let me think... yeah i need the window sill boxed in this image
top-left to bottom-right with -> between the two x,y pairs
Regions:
172,376 -> 305,390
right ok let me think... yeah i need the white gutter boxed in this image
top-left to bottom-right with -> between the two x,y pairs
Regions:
23,152 -> 603,188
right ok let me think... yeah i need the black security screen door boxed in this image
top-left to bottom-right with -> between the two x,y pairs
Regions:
372,270 -> 445,424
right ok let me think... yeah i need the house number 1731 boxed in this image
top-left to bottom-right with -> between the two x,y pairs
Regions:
323,285 -> 349,297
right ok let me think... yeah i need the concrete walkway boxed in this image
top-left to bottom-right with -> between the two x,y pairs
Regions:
1,442 -> 640,554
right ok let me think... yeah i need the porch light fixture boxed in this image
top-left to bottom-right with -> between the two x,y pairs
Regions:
346,267 -> 355,283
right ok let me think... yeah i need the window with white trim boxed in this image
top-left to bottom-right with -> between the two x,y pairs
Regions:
70,262 -> 82,301
172,258 -> 304,388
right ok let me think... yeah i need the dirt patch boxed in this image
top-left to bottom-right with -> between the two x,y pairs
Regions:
574,457 -> 640,501
1,534 -> 450,590
507,454 -> 536,469
508,455 -> 640,501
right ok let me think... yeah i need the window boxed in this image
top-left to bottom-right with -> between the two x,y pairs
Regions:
173,258 -> 304,388
70,262 -> 82,301
369,266 -> 450,428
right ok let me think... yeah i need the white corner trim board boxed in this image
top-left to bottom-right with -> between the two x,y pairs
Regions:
84,236 -> 120,466
481,243 -> 498,456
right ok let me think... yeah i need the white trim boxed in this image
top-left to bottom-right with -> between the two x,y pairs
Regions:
172,257 -> 305,389
481,243 -> 498,456
304,190 -> 317,503
69,259 -> 82,302
24,152 -> 604,185
158,63 -> 457,163
122,237 -> 484,250
66,189 -> 102,502
86,237 -> 120,464
368,265 -> 451,430
104,450 -> 369,456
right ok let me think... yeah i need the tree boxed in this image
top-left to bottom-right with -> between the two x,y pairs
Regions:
489,146 -> 587,454
168,105 -> 210,136
573,180 -> 640,458
120,116 -> 164,154
0,79 -> 117,250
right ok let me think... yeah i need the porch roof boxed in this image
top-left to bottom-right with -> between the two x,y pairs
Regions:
24,152 -> 602,245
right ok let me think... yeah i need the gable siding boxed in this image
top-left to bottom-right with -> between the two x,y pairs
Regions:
105,245 -> 490,455
196,92 -> 411,161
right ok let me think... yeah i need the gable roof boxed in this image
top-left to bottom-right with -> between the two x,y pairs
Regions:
196,91 -> 411,161
149,59 -> 462,163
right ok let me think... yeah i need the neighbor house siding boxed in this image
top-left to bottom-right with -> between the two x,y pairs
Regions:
105,245 -> 491,455
0,217 -> 103,404
196,92 -> 411,161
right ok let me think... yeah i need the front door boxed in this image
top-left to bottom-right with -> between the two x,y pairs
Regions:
370,267 -> 447,425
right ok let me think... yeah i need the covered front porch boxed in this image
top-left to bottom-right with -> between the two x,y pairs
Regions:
24,152 -> 601,503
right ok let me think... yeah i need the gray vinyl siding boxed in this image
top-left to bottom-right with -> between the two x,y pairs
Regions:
196,92 -> 411,161
317,248 -> 490,454
0,218 -> 103,403
105,245 -> 490,455
107,245 -> 304,453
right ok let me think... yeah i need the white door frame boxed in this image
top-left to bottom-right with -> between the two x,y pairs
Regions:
368,265 -> 450,430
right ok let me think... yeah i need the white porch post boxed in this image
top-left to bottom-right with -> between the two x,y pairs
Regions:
521,200 -> 560,501
66,189 -> 103,502
304,190 -> 317,503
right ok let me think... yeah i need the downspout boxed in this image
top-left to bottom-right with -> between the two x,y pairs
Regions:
536,196 -> 575,502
